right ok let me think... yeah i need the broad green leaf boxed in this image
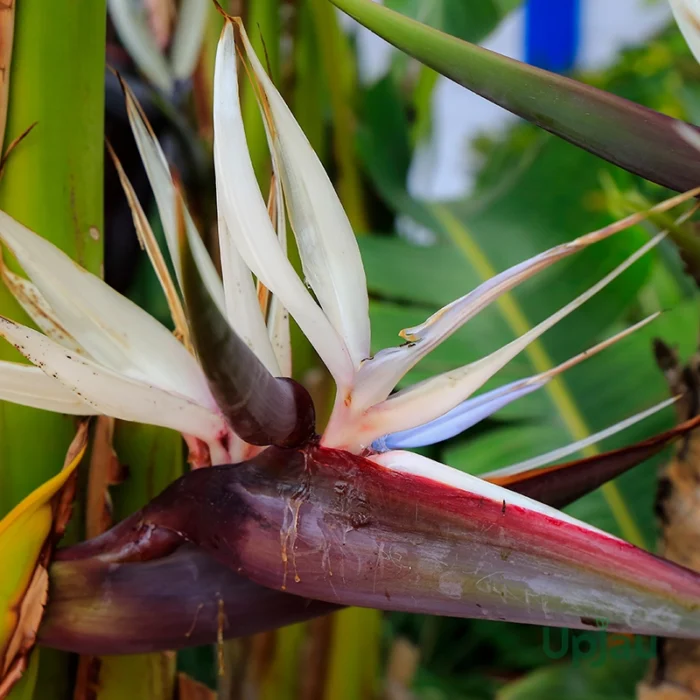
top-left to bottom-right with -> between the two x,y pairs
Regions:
88,653 -> 176,700
309,0 -> 368,231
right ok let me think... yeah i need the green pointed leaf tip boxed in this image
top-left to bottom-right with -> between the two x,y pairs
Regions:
332,0 -> 700,192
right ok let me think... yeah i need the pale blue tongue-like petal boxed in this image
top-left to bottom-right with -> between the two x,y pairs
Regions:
372,379 -> 543,451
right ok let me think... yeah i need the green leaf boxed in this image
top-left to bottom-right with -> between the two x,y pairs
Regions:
385,0 -> 504,43
333,0 -> 700,198
0,0 -> 106,518
498,655 -> 647,700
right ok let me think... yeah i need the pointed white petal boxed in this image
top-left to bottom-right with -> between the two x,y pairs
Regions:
213,21 -> 353,385
216,193 -> 280,376
0,318 -> 226,441
107,0 -> 173,94
349,234 -> 664,448
483,396 -> 678,480
267,174 -> 292,377
353,190 -> 699,411
1,265 -> 85,354
122,81 -> 226,312
372,449 -> 604,534
0,210 -> 214,407
108,143 -> 190,344
238,24 -> 370,367
0,361 -> 98,415
170,0 -> 208,81
670,0 -> 700,65
268,296 -> 292,378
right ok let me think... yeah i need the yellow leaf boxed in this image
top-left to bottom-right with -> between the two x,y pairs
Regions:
0,422 -> 88,696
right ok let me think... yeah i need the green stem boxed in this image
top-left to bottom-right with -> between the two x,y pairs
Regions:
0,2 -> 106,697
0,0 -> 106,516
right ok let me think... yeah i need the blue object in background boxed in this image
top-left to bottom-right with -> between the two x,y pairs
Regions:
525,0 -> 580,72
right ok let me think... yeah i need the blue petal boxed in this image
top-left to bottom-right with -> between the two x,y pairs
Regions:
372,378 -> 546,451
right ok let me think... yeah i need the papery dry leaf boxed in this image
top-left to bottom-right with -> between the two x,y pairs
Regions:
0,422 -> 88,698
145,0 -> 176,50
0,0 -> 15,157
85,416 -> 125,540
384,638 -> 419,700
639,341 -> 700,698
178,672 -> 215,699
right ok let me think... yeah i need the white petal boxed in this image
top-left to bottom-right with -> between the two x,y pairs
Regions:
216,194 -> 280,375
122,81 -> 226,312
0,210 -> 213,407
238,24 -> 370,367
670,0 -> 700,65
1,265 -> 85,354
108,0 -> 173,94
0,360 -> 98,415
341,233 -> 664,448
213,21 -> 353,386
352,189 -> 700,411
0,318 -> 226,441
372,449 -> 605,535
170,0 -> 208,81
268,296 -> 292,378
483,396 -> 678,480
267,174 -> 292,377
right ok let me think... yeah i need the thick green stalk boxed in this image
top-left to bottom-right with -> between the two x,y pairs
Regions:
0,1 -> 105,697
0,0 -> 105,516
